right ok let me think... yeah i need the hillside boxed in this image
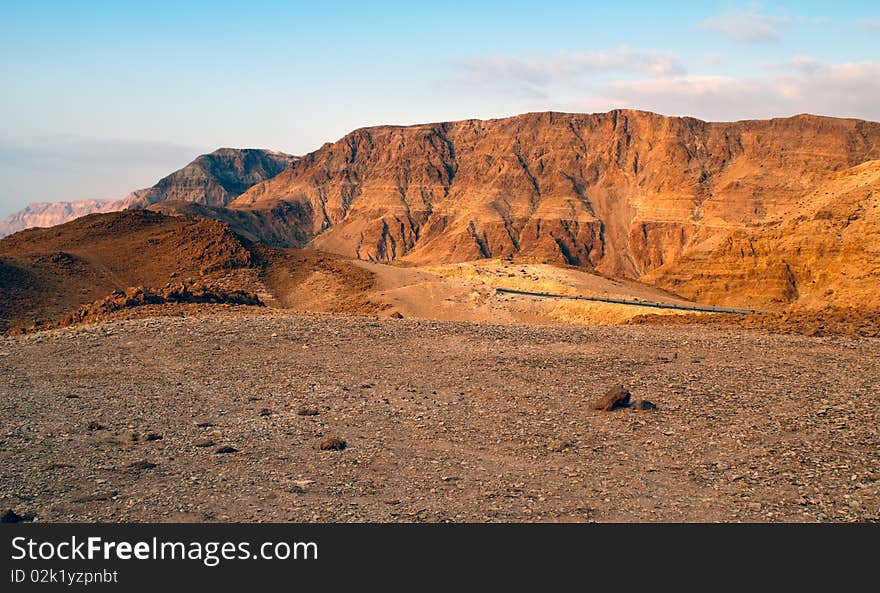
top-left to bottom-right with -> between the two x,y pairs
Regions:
645,160 -> 880,309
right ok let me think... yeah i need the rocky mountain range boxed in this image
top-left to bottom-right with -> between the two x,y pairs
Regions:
0,199 -> 127,238
2,110 -> 879,311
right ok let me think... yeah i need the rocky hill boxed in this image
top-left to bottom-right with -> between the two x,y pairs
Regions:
645,159 -> 880,309
0,210 -> 376,332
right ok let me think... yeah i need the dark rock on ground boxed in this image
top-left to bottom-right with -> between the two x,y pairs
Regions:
128,460 -> 157,471
592,385 -> 631,411
319,438 -> 347,451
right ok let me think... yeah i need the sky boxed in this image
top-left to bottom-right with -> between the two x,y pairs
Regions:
1,0 -> 879,216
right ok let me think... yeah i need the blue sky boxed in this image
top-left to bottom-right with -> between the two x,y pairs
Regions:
1,0 -> 879,216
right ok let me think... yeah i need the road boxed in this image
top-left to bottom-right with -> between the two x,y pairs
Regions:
494,288 -> 768,315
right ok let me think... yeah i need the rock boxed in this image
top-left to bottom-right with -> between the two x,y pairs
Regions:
319,438 -> 347,451
634,400 -> 658,411
145,432 -> 163,441
289,479 -> 315,493
87,421 -> 106,431
194,439 -> 216,448
390,311 -> 404,319
592,385 -> 631,411
296,406 -> 320,416
548,440 -> 573,452
215,446 -> 238,454
128,460 -> 157,471
259,408 -> 272,417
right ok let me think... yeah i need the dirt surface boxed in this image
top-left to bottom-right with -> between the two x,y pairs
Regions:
2,311 -> 877,523
631,307 -> 880,338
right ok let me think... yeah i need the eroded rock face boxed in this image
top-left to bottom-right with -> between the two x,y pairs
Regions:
230,111 -> 880,291
645,160 -> 880,309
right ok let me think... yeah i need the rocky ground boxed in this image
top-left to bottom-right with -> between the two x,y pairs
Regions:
1,310 -> 878,522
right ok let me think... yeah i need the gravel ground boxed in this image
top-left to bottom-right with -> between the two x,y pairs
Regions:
1,311 -> 878,522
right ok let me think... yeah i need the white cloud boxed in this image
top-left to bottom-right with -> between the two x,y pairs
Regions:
567,61 -> 880,122
857,19 -> 880,32
698,9 -> 791,42
456,48 -> 685,98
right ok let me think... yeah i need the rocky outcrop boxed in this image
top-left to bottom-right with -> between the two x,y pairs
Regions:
57,284 -> 263,328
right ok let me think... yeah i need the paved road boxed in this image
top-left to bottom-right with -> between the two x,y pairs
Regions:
494,287 -> 768,315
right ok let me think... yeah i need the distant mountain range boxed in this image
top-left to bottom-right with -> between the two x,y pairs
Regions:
0,148 -> 297,237
0,199 -> 128,237
2,110 -> 879,311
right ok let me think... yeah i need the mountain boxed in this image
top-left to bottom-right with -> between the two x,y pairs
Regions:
0,148 -> 297,238
0,199 -> 127,238
226,110 -> 880,309
123,148 -> 297,208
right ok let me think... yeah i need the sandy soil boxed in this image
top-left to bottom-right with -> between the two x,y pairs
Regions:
1,311 -> 877,523
357,259 -> 697,324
